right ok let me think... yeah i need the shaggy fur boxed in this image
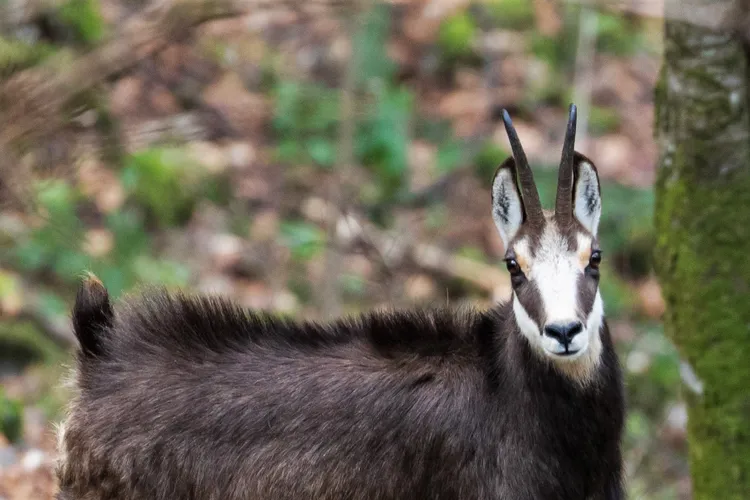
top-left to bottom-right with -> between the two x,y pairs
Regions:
57,106 -> 624,499
56,280 -> 624,500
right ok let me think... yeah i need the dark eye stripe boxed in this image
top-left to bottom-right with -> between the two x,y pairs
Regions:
576,273 -> 598,320
514,281 -> 545,331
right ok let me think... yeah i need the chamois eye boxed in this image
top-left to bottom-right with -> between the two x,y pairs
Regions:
506,259 -> 521,276
589,250 -> 602,268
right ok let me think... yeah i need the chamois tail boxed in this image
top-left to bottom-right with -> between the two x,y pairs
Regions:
72,273 -> 113,358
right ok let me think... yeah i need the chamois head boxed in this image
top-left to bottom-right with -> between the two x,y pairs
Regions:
492,105 -> 604,375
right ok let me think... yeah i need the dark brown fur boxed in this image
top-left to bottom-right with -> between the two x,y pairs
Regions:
57,278 -> 624,500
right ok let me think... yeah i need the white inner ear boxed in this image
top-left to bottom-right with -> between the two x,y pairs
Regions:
573,162 -> 602,236
492,168 -> 524,248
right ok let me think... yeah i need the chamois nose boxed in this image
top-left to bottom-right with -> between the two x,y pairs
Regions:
544,321 -> 583,346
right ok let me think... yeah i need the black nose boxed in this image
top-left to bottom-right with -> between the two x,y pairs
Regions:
544,321 -> 583,346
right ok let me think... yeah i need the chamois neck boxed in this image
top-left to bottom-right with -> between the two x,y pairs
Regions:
496,305 -> 607,390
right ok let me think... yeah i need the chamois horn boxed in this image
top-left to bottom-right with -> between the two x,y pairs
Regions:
555,104 -> 578,223
501,109 -> 544,225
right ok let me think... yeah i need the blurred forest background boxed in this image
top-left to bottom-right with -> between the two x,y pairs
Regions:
0,0 -> 685,498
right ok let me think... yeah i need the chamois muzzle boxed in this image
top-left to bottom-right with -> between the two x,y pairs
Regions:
544,320 -> 584,355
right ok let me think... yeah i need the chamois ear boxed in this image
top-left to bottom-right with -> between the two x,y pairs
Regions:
491,158 -> 525,248
572,154 -> 602,237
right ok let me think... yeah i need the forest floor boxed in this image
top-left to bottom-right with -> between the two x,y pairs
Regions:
0,0 -> 688,498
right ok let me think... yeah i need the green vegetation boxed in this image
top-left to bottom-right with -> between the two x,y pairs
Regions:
485,0 -> 535,30
280,221 -> 326,261
0,37 -> 57,77
122,148 -> 213,226
272,81 -> 340,169
438,11 -> 477,60
12,175 -> 193,300
353,3 -> 396,86
531,29 -> 579,73
589,106 -> 621,135
0,388 -> 23,443
59,0 -> 106,45
473,142 -> 508,181
13,180 -> 87,283
357,85 -> 414,205
595,12 -> 646,56
0,321 -> 68,369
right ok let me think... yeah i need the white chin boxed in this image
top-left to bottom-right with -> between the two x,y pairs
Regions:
540,332 -> 589,361
545,347 -> 587,361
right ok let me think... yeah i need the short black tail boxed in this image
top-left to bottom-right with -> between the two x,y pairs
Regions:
72,273 -> 113,358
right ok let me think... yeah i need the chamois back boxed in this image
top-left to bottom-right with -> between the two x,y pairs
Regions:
57,281 -> 624,500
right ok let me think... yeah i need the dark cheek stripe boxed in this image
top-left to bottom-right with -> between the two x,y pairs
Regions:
576,274 -> 598,321
515,281 -> 545,332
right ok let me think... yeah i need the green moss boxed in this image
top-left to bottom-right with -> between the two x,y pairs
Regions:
473,142 -> 508,181
598,266 -> 635,318
522,67 -> 569,109
0,36 -> 57,77
595,12 -> 645,56
529,11 -> 579,73
121,148 -> 209,227
588,106 -> 621,135
655,28 -> 750,495
456,245 -> 488,263
438,11 -> 477,60
0,388 -> 23,443
0,321 -> 68,368
354,3 -> 396,85
657,162 -> 750,494
340,273 -> 367,300
58,0 -> 106,45
279,220 -> 325,262
484,0 -> 535,30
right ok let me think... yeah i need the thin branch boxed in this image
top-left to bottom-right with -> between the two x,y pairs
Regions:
16,306 -> 75,349
322,1 -> 363,319
572,5 -> 598,152
13,278 -> 76,349
303,198 -> 511,297
0,0 -> 67,31
564,0 -> 739,34
0,0 -> 245,149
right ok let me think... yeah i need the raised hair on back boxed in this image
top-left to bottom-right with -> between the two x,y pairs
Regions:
56,104 -> 625,500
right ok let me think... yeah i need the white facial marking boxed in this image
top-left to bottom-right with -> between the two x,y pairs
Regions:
583,291 -> 604,360
511,223 -> 603,381
533,228 -> 581,328
54,420 -> 69,472
492,167 -> 524,248
513,294 -> 540,343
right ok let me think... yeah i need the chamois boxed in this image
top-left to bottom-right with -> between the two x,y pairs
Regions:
56,105 -> 625,500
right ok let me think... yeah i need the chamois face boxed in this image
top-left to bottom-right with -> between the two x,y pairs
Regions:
492,107 -> 605,378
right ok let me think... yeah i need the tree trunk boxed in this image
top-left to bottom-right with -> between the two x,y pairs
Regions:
655,1 -> 750,497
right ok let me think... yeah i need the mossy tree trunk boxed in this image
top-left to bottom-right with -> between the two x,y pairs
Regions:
655,1 -> 750,498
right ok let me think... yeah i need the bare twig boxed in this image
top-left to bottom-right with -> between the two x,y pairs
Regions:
571,5 -> 598,152
303,198 -> 511,297
321,1 -> 364,319
0,0 -> 66,31
564,0 -> 745,35
16,306 -> 75,349
0,0 -> 245,148
13,278 -> 76,349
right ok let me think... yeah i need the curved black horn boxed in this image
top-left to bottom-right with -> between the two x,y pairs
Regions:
501,110 -> 544,224
555,104 -> 577,222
